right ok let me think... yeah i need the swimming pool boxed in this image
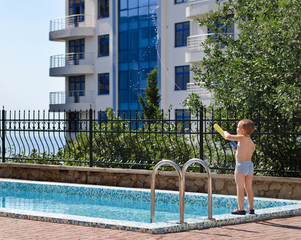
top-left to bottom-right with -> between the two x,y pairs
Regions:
0,179 -> 300,233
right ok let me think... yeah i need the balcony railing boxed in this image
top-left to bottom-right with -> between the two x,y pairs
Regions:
187,82 -> 206,94
187,33 -> 236,51
49,90 -> 95,105
186,82 -> 213,100
187,0 -> 226,5
50,14 -> 93,32
50,53 -> 94,69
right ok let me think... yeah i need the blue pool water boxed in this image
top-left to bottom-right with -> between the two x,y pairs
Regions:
0,179 -> 298,223
0,179 -> 300,233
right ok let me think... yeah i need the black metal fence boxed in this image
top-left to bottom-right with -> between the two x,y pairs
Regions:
1,108 -> 300,177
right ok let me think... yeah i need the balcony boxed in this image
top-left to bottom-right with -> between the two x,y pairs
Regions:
187,83 -> 214,106
49,90 -> 95,112
49,14 -> 95,41
50,52 -> 94,76
186,33 -> 209,63
186,33 -> 236,63
186,0 -> 227,18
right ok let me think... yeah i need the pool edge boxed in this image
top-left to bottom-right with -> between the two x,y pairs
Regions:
1,203 -> 301,234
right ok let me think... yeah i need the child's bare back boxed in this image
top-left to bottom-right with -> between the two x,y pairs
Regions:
233,135 -> 255,162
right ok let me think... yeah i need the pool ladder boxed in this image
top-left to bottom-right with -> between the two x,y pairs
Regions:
150,158 -> 213,223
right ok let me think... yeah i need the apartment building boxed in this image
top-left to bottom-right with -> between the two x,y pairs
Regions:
48,0 -> 230,120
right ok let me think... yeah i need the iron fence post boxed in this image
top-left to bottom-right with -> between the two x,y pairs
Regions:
89,108 -> 93,167
1,108 -> 5,163
200,107 -> 204,160
200,107 -> 204,172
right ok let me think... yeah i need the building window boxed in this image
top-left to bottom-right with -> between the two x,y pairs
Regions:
98,0 -> 109,18
69,39 -> 85,54
68,112 -> 80,132
69,0 -> 85,23
175,109 -> 191,130
217,14 -> 234,35
98,111 -> 108,123
98,73 -> 110,95
98,35 -> 109,57
69,75 -> 85,103
175,21 -> 190,47
175,65 -> 190,90
69,39 -> 85,64
175,0 -> 187,4
208,14 -> 234,48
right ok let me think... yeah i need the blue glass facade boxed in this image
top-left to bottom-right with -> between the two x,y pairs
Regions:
118,0 -> 158,116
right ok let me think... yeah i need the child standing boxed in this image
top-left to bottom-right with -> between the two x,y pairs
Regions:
224,119 -> 256,215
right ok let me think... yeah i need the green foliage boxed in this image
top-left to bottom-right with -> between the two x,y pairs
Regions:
138,67 -> 161,119
191,0 -> 301,118
63,108 -> 197,169
251,114 -> 301,177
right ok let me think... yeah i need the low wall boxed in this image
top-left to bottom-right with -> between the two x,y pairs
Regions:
0,163 -> 300,200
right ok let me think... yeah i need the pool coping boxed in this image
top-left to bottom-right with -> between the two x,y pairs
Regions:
0,179 -> 301,234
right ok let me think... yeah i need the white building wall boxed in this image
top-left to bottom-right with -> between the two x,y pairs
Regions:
94,2 -> 114,112
160,1 -> 192,114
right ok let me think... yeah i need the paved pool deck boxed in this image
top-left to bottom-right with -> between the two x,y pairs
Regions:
0,214 -> 300,240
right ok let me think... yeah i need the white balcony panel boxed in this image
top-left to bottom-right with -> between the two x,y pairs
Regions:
186,0 -> 227,18
50,65 -> 94,76
186,50 -> 206,64
49,27 -> 95,41
49,14 -> 95,41
49,103 -> 94,112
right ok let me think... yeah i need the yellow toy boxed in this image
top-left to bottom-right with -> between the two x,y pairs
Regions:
214,123 -> 237,149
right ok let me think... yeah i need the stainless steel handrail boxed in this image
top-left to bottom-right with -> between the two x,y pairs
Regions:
50,14 -> 94,32
182,158 -> 213,220
150,160 -> 184,223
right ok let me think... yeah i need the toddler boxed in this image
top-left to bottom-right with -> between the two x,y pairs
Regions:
224,119 -> 255,215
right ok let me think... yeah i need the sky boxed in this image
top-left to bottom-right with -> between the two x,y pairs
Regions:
0,0 -> 65,111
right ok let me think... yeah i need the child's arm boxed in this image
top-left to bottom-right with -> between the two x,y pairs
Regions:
224,131 -> 245,142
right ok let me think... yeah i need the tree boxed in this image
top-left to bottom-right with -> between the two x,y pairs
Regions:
187,0 -> 301,176
190,0 -> 301,118
138,67 -> 161,119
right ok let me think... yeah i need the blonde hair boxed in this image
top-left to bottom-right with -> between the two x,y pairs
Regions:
239,119 -> 255,135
